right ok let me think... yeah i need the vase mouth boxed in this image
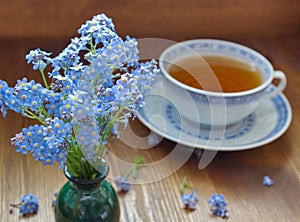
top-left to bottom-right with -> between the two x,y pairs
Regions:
64,164 -> 109,186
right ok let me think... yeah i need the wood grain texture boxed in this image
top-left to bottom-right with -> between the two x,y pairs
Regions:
0,36 -> 300,222
0,0 -> 299,40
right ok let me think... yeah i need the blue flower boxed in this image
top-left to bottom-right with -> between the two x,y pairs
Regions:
59,99 -> 73,115
132,60 -> 158,94
0,83 -> 23,114
31,140 -> 47,161
124,36 -> 139,65
9,78 -> 44,112
208,194 -> 228,218
0,13 -> 158,180
26,48 -> 51,70
75,118 -> 101,153
49,45 -> 81,78
263,175 -> 274,186
78,14 -> 116,40
10,131 -> 23,146
19,193 -> 39,215
15,140 -> 30,154
45,97 -> 62,117
181,190 -> 199,210
50,118 -> 72,137
70,37 -> 88,52
114,176 -> 131,192
11,121 -> 70,168
54,148 -> 68,169
88,57 -> 114,86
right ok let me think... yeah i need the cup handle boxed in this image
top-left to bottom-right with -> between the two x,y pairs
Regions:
263,70 -> 287,99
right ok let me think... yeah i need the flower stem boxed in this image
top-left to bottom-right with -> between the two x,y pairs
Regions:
39,67 -> 49,89
24,109 -> 45,124
180,176 -> 192,194
125,155 -> 144,179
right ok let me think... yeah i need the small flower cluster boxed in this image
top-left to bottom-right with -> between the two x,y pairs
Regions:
0,14 -> 158,180
51,192 -> 58,208
208,194 -> 228,219
263,175 -> 274,186
178,174 -> 275,218
180,177 -> 199,210
114,176 -> 131,192
10,193 -> 39,216
181,191 -> 199,210
114,155 -> 144,192
9,119 -> 72,169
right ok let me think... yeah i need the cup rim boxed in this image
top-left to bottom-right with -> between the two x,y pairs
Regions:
158,39 -> 274,97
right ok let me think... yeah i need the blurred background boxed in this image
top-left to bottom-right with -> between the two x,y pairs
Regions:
0,0 -> 298,83
1,0 -> 299,41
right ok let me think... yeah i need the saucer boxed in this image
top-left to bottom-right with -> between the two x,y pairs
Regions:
137,84 -> 292,151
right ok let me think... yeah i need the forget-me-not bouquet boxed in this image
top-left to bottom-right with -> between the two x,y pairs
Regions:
0,14 -> 158,180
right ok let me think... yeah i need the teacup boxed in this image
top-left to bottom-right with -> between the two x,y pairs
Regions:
158,39 -> 287,126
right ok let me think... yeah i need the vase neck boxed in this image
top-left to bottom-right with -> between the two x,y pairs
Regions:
64,164 -> 109,190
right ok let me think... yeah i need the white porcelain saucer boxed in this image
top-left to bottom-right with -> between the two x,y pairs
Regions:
137,81 -> 292,151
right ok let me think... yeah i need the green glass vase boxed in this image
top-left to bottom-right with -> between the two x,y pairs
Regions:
55,164 -> 120,222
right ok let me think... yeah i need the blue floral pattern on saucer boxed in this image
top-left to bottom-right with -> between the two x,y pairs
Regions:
137,85 -> 292,151
165,103 -> 256,141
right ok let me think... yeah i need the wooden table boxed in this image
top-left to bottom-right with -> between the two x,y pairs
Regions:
0,36 -> 299,222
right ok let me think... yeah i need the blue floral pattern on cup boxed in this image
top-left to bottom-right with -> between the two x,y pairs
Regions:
159,39 -> 286,125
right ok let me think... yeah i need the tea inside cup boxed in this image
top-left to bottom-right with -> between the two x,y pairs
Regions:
158,39 -> 287,126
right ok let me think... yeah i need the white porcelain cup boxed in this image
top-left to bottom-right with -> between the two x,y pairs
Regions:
158,39 -> 287,126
